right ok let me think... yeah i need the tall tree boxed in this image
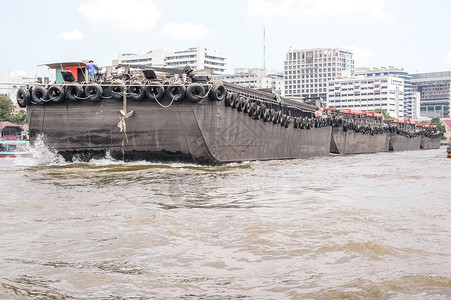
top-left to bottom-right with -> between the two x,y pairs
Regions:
0,94 -> 14,122
10,110 -> 27,124
430,117 -> 446,133
374,108 -> 393,119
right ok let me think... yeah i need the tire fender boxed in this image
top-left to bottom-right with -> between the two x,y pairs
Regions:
166,84 -> 186,102
17,87 -> 31,107
186,83 -> 205,102
252,105 -> 261,120
210,84 -> 226,101
85,83 -> 103,102
110,81 -> 125,100
31,86 -> 49,104
127,82 -> 145,101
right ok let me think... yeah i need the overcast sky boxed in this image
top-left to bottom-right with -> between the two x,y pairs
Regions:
1,0 -> 451,81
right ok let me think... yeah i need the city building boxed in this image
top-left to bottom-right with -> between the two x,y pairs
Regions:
284,48 -> 354,100
114,47 -> 227,74
356,67 -> 419,118
410,71 -> 451,118
216,68 -> 284,95
326,74 -> 405,119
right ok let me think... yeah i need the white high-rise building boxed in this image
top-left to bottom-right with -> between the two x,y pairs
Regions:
326,74 -> 405,119
284,48 -> 354,100
216,68 -> 284,95
114,47 -> 227,74
355,67 -> 419,118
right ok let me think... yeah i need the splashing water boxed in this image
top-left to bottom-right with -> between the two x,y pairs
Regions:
7,135 -> 66,167
12,135 -> 132,167
9,134 -> 248,170
10,135 -> 210,169
30,135 -> 67,165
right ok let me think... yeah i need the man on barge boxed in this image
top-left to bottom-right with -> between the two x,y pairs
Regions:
87,60 -> 101,82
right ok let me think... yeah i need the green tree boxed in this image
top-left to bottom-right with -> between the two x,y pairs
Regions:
430,117 -> 446,133
0,94 -> 14,122
374,108 -> 393,119
0,94 -> 27,124
10,110 -> 27,124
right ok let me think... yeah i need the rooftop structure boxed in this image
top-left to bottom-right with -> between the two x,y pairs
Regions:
216,68 -> 284,95
442,118 -> 451,141
410,71 -> 451,118
115,47 -> 227,74
0,121 -> 27,141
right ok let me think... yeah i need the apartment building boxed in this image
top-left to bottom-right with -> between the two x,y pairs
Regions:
356,67 -> 419,118
326,75 -> 405,119
284,48 -> 354,100
115,47 -> 227,74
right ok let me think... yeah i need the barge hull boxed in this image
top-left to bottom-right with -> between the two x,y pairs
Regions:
420,136 -> 441,150
27,98 -> 331,164
388,134 -> 421,151
330,127 -> 389,154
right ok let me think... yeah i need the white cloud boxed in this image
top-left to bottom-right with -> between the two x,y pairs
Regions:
344,45 -> 374,62
78,0 -> 162,31
9,70 -> 27,80
244,0 -> 392,22
446,53 -> 451,68
162,23 -> 208,40
60,29 -> 84,41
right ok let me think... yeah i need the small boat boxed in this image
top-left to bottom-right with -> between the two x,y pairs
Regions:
0,141 -> 31,158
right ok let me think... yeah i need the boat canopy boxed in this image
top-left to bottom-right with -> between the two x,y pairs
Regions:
39,62 -> 88,83
40,62 -> 87,69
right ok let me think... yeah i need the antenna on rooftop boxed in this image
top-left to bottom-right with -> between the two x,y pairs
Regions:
263,26 -> 266,70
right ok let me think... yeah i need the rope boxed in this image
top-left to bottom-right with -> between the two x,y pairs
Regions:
273,92 -> 283,104
151,92 -> 175,108
74,95 -> 91,100
0,82 -> 212,88
199,84 -> 213,99
117,88 -> 134,160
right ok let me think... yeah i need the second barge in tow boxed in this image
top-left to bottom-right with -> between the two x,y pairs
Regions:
324,108 -> 442,154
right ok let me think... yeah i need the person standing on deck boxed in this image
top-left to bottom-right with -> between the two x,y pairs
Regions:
87,60 -> 101,82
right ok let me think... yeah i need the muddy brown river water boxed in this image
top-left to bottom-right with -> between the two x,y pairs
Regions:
0,144 -> 450,299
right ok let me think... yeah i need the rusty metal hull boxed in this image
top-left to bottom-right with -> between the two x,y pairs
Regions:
27,98 -> 331,164
330,127 -> 389,154
420,136 -> 441,150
